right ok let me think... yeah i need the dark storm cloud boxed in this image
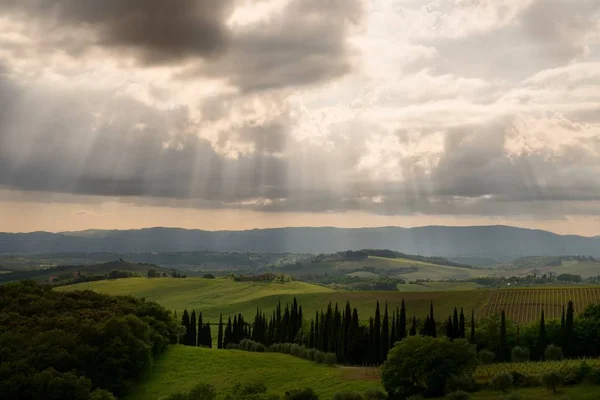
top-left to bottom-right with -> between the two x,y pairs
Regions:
0,0 -> 234,64
0,0 -> 363,90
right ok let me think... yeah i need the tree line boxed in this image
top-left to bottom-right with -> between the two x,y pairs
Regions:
179,296 -> 600,365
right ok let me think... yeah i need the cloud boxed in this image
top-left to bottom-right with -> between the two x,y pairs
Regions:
0,0 -> 235,64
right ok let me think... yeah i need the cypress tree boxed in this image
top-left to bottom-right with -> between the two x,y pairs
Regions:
499,310 -> 508,362
539,309 -> 547,359
315,311 -> 320,350
390,314 -> 397,347
381,302 -> 390,361
559,305 -> 566,348
181,309 -> 190,345
470,310 -> 476,344
374,301 -> 381,363
205,322 -> 212,348
565,301 -> 574,357
410,316 -> 417,336
368,317 -> 374,365
197,311 -> 203,347
399,300 -> 407,340
516,324 -> 520,346
430,301 -> 437,338
217,314 -> 224,349
224,316 -> 232,347
452,307 -> 459,339
190,310 -> 197,347
459,308 -> 466,338
445,316 -> 454,339
309,320 -> 315,348
348,308 -> 359,364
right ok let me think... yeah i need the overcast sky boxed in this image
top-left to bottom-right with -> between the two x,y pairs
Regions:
1,0 -> 600,235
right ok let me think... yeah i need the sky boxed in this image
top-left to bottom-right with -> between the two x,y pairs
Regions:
1,0 -> 600,235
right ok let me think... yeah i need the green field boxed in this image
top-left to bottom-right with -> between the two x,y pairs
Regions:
467,386 -> 600,399
126,345 -> 381,400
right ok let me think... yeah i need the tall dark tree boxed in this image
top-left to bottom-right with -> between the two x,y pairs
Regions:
196,311 -> 203,347
429,301 -> 437,338
390,313 -> 397,347
309,320 -> 315,348
445,316 -> 454,339
190,310 -> 197,347
459,308 -> 466,338
470,310 -> 476,345
217,314 -> 224,349
452,307 -> 459,339
224,316 -> 233,347
410,316 -> 417,336
399,300 -> 407,340
374,301 -> 381,363
181,309 -> 190,345
539,309 -> 547,359
205,322 -> 212,348
499,310 -> 509,362
565,301 -> 574,357
381,302 -> 390,361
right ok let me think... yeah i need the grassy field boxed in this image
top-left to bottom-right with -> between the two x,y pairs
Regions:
126,345 -> 381,400
58,278 -> 600,324
467,385 -> 600,399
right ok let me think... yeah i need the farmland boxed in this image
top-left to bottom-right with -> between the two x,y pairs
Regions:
58,277 -> 600,324
478,287 -> 600,323
125,345 -> 381,400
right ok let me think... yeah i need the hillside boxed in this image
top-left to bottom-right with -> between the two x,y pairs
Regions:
3,225 -> 600,259
492,256 -> 600,278
126,346 -> 380,400
58,277 -> 600,325
0,260 -> 169,284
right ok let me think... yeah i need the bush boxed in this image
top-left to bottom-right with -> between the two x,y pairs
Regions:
510,347 -> 530,363
306,348 -> 316,361
189,383 -> 217,400
446,391 -> 470,400
90,390 -> 117,400
225,381 -> 269,400
363,388 -> 386,400
202,274 -> 216,279
544,345 -> 563,361
226,343 -> 239,350
478,350 -> 495,364
492,373 -> 513,393
324,353 -> 337,366
291,344 -> 301,357
284,388 -> 318,400
542,371 -> 564,393
333,392 -> 363,400
314,351 -> 326,364
505,393 -> 523,400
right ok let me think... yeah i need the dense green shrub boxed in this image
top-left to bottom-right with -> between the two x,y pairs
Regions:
284,388 -> 318,400
544,345 -> 564,361
510,347 -> 530,362
446,376 -> 479,393
542,371 -> 564,393
0,281 -> 179,399
324,353 -> 337,365
478,350 -> 495,364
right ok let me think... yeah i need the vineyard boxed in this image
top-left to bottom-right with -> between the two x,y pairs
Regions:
478,287 -> 600,323
475,359 -> 600,379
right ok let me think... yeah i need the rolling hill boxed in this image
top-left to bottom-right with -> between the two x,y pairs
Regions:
3,225 -> 600,259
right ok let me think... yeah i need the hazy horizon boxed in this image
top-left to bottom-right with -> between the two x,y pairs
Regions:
1,0 -> 599,236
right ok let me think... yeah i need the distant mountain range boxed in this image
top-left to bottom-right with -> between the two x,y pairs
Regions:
1,225 -> 599,260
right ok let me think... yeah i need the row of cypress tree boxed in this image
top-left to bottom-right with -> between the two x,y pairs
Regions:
179,298 -> 577,365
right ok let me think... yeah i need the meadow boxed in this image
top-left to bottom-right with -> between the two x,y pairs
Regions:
126,345 -> 381,400
58,278 -> 600,324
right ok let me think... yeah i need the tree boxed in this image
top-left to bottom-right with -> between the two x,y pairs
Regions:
565,301 -> 574,357
218,314 -> 224,349
542,371 -> 564,393
381,302 -> 390,361
469,310 -> 476,345
459,308 -> 466,339
374,302 -> 381,363
381,336 -> 477,399
190,311 -> 197,347
544,344 -> 563,361
181,310 -> 190,345
189,383 -> 217,400
445,316 -> 454,339
452,308 -> 459,339
511,346 -> 530,362
499,310 -> 509,362
539,309 -> 547,358
409,317 -> 417,336
399,300 -> 407,340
